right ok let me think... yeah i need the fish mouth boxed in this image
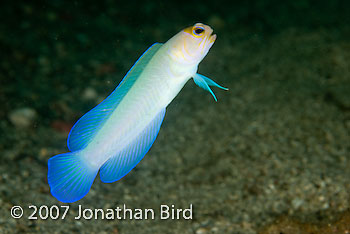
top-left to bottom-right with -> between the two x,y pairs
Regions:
209,33 -> 217,43
207,27 -> 216,43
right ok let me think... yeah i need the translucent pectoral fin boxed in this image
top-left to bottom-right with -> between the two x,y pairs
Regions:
193,73 -> 228,101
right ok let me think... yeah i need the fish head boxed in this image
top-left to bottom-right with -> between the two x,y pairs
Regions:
168,23 -> 216,65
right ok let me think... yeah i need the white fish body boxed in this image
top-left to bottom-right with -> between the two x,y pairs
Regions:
48,23 -> 227,203
84,44 -> 192,167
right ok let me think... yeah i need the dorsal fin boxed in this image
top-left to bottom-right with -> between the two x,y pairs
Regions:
67,43 -> 163,151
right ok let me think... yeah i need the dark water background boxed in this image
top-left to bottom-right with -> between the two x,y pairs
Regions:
1,1 -> 349,233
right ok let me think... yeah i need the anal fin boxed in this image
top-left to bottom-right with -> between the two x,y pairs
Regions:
99,108 -> 166,183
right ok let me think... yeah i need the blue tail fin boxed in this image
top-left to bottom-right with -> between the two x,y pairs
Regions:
48,151 -> 98,203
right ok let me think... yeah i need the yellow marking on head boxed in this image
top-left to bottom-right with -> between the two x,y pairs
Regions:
183,26 -> 193,34
183,25 -> 206,38
168,23 -> 216,65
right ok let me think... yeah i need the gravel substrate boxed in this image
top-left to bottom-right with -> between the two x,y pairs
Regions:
0,4 -> 349,233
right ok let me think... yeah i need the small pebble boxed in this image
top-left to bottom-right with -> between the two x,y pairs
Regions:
8,107 -> 37,128
82,87 -> 98,101
196,227 -> 209,234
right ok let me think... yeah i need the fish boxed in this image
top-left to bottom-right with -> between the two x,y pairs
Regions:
48,23 -> 228,203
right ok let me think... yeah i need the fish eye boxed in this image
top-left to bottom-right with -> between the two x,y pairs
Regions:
193,27 -> 205,36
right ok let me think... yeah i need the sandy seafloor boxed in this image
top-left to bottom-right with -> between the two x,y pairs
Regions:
0,3 -> 350,234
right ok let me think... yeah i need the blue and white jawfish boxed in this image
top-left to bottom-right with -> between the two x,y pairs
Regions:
48,23 -> 228,202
